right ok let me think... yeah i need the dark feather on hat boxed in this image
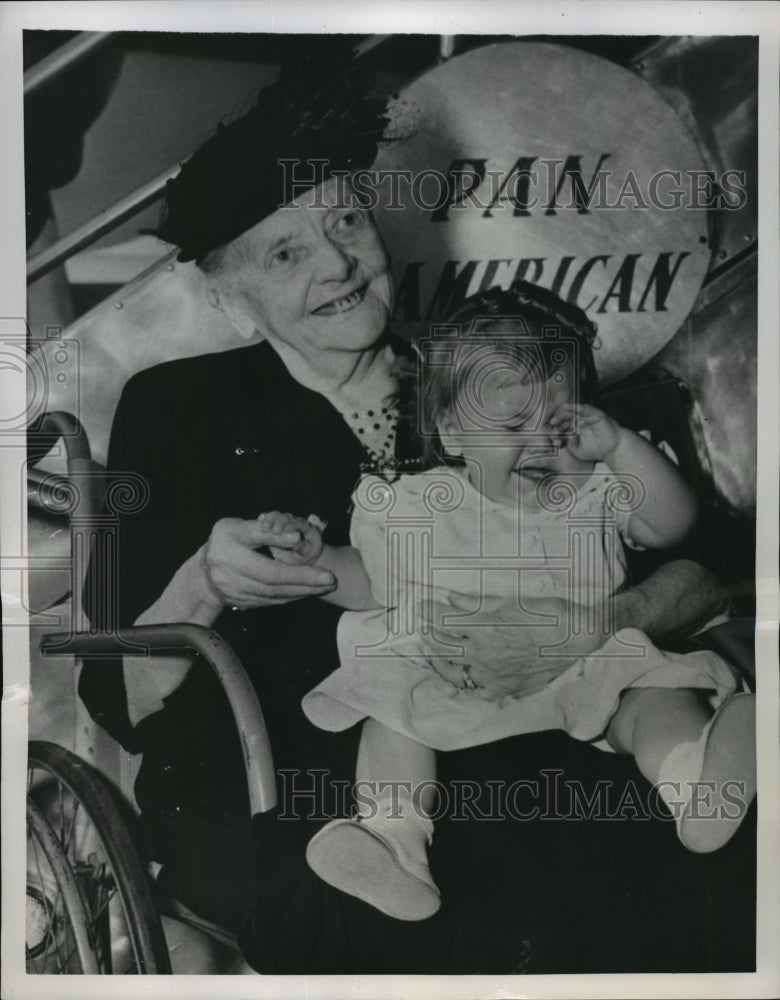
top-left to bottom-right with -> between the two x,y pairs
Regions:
158,50 -> 394,263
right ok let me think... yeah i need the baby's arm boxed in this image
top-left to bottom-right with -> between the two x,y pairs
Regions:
259,511 -> 381,611
316,545 -> 382,610
550,403 -> 696,548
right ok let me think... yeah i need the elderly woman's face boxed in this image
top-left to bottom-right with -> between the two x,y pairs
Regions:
215,178 -> 394,359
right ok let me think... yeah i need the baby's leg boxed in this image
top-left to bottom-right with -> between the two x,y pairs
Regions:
606,688 -> 711,783
606,688 -> 756,852
306,719 -> 441,920
356,717 -> 438,815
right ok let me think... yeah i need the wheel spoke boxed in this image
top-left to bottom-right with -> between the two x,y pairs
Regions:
80,857 -> 138,974
26,944 -> 42,974
27,743 -> 171,975
50,887 -> 67,971
58,781 -> 66,848
29,827 -> 46,898
59,931 -> 87,972
29,832 -> 56,959
88,881 -> 117,928
64,797 -> 79,857
94,883 -> 138,974
29,823 -> 65,972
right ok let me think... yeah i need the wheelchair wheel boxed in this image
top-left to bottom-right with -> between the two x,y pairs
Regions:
26,796 -> 100,972
26,740 -> 172,974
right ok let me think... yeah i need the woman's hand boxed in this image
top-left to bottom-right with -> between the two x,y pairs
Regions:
418,559 -> 725,696
420,593 -> 615,696
203,516 -> 336,610
548,402 -> 623,463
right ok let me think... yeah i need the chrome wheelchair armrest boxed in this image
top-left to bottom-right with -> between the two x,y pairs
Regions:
39,623 -> 278,816
28,410 -> 94,466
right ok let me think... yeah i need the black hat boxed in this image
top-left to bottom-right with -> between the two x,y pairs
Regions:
158,51 -> 391,263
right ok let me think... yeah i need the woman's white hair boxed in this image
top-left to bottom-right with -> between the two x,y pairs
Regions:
197,232 -> 253,280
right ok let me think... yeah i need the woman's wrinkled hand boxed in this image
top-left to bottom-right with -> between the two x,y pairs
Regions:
203,516 -> 336,610
419,593 -> 616,696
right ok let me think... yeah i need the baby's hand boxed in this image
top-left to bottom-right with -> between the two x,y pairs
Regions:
548,403 -> 623,463
258,511 -> 325,566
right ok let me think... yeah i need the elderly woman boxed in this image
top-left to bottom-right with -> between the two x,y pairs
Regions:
80,56 -> 743,973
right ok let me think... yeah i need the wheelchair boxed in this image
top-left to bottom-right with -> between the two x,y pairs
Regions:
24,376 -> 756,974
26,412 -> 277,975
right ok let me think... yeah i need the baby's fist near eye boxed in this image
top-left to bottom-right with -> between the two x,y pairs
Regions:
549,403 -> 623,462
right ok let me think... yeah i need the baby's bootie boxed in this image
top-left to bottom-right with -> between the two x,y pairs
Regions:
306,793 -> 441,920
656,692 -> 756,853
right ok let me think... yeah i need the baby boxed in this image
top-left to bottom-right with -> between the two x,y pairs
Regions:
262,280 -> 755,921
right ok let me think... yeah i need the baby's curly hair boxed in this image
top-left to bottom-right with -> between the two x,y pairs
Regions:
418,280 -> 601,468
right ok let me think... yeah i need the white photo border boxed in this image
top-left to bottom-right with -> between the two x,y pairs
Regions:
2,2 -> 778,998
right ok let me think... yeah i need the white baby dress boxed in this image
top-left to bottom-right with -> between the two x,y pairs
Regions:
302,466 -> 738,751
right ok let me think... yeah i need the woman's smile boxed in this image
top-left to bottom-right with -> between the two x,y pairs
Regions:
312,283 -> 368,316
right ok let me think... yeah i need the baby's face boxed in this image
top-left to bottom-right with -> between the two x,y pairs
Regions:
438,366 -> 593,507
